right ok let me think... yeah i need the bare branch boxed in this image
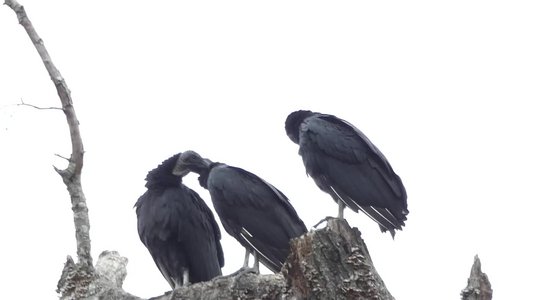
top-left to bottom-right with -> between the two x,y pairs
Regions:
55,153 -> 71,162
5,0 -> 92,268
18,98 -> 63,110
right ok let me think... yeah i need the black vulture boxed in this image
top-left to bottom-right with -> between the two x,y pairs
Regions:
285,110 -> 408,237
174,150 -> 307,273
135,153 -> 224,288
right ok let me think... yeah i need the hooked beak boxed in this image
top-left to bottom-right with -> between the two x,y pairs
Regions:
173,150 -> 211,176
172,163 -> 190,177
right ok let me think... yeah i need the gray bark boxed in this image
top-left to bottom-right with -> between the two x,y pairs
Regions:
166,273 -> 285,300
57,251 -> 141,300
5,0 -> 92,269
285,218 -> 395,300
54,218 -> 493,300
167,218 -> 394,300
55,219 -> 395,300
461,255 -> 492,300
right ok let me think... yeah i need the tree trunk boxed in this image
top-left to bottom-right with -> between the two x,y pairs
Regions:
285,218 -> 395,300
56,218 -> 395,300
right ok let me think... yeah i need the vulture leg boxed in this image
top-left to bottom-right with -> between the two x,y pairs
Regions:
228,249 -> 260,281
338,200 -> 345,219
242,248 -> 250,268
251,249 -> 260,274
225,248 -> 258,278
182,268 -> 190,286
169,269 -> 189,300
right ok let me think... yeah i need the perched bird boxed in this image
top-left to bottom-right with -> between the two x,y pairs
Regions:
135,153 -> 224,288
174,150 -> 307,273
285,110 -> 408,237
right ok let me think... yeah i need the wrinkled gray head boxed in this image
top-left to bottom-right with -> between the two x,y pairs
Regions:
285,110 -> 315,144
172,150 -> 211,176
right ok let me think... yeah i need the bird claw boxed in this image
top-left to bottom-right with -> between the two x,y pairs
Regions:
313,216 -> 337,228
230,266 -> 258,277
232,266 -> 259,282
215,266 -> 258,282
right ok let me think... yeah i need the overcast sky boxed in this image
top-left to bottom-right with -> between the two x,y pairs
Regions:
1,1 -> 532,299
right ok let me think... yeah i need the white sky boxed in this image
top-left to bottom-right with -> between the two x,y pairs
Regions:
1,1 -> 532,299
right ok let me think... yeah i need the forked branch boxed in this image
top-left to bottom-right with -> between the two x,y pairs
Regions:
5,0 -> 92,268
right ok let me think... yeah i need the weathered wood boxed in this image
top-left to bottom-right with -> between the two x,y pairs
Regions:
54,218 -> 395,299
5,0 -> 92,269
285,218 -> 395,300
160,218 -> 394,300
167,273 -> 285,300
57,251 -> 141,300
461,255 -> 492,300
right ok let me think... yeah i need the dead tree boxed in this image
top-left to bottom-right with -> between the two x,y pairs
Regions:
4,0 -> 95,299
4,1 -> 491,299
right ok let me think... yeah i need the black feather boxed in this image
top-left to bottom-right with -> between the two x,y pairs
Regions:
135,153 -> 224,288
286,110 -> 408,237
205,163 -> 307,272
176,151 -> 307,273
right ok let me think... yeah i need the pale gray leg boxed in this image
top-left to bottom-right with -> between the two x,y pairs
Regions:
251,249 -> 260,274
338,200 -> 345,219
183,268 -> 190,286
242,248 -> 250,268
227,249 -> 259,281
224,248 -> 253,277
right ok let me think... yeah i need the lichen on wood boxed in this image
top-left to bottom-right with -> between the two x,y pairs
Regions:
285,218 -> 395,300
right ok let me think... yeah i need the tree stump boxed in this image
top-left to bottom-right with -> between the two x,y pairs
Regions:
461,255 -> 492,300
